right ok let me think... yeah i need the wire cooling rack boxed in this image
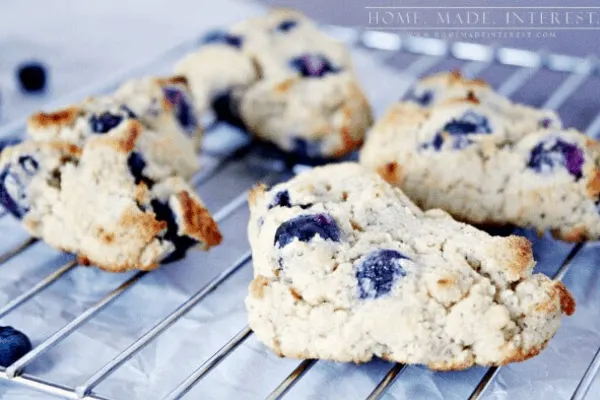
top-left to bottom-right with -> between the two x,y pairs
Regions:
0,25 -> 600,400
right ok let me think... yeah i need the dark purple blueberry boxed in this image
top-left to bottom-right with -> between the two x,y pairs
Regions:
89,112 -> 124,134
163,86 -> 198,134
127,152 -> 153,187
18,156 -> 39,175
211,91 -> 244,128
540,117 -> 553,129
202,30 -> 243,48
292,137 -> 321,158
528,137 -> 584,180
151,199 -> 197,263
409,89 -> 434,106
289,54 -> 340,78
425,111 -> 492,150
442,111 -> 492,136
17,62 -> 47,92
269,190 -> 291,209
268,189 -> 313,210
0,326 -> 32,367
356,249 -> 408,299
276,20 -> 298,32
274,213 -> 340,248
0,154 -> 40,219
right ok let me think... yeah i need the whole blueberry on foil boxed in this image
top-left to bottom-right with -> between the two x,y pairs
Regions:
274,213 -> 340,248
289,54 -> 340,78
356,249 -> 408,299
0,326 -> 32,367
528,137 -> 584,180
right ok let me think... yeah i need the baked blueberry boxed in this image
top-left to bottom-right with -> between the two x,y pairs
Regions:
274,213 -> 340,248
17,62 -> 47,93
540,117 -> 553,129
276,20 -> 298,32
528,137 -> 584,180
269,190 -> 291,209
409,90 -> 434,106
202,30 -> 243,48
443,111 -> 492,136
151,200 -> 197,263
292,137 -> 321,158
0,161 -> 35,218
211,91 -> 244,127
0,326 -> 32,367
163,86 -> 198,133
89,112 -> 124,134
356,249 -> 408,299
127,152 -> 153,187
289,54 -> 340,78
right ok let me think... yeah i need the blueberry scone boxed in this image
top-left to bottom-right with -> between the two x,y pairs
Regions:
175,9 -> 372,158
0,122 -> 222,272
360,95 -> 600,242
246,163 -> 574,369
28,82 -> 200,180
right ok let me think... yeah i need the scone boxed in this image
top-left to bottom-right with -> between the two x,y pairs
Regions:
0,122 -> 222,272
360,96 -> 600,242
240,70 -> 372,158
174,9 -> 373,158
246,163 -> 574,369
28,93 -> 199,180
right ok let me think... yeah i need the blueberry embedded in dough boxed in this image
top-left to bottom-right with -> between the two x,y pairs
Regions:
211,89 -> 245,128
150,199 -> 197,263
527,136 -> 584,180
162,85 -> 198,134
268,190 -> 291,209
274,213 -> 340,248
88,111 -> 126,134
288,54 -> 340,78
275,19 -> 298,32
356,249 -> 409,299
408,89 -> 434,106
201,30 -> 243,48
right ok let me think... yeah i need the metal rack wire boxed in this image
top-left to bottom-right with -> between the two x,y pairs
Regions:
0,26 -> 599,400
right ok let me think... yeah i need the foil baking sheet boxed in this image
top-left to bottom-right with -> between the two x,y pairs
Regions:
1,4 -> 600,400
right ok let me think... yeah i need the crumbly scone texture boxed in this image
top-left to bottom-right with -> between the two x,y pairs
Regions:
174,9 -> 372,158
240,72 -> 372,157
360,96 -> 600,242
174,45 -> 259,114
114,75 -> 203,150
407,71 -> 561,129
246,163 -> 574,369
28,85 -> 200,180
0,123 -> 222,272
